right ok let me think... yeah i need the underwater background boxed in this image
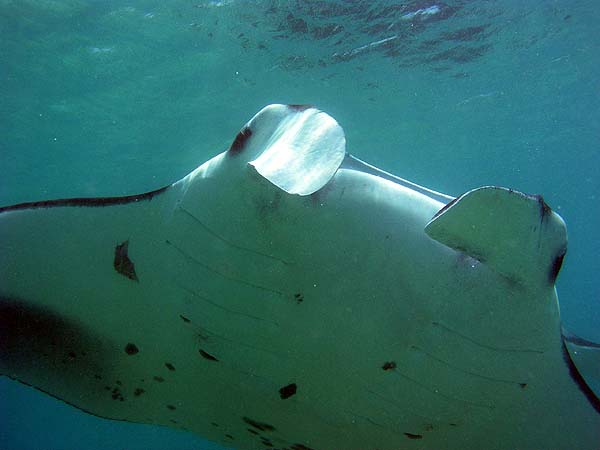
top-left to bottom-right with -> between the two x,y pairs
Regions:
1,0 -> 598,449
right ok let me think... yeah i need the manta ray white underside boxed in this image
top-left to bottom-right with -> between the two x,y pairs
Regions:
1,105 -> 599,449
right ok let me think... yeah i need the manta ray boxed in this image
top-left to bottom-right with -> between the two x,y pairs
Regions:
1,104 -> 599,450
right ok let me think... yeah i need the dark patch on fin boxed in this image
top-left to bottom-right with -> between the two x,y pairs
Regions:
0,296 -> 106,377
165,362 -> 175,371
242,416 -> 276,432
534,194 -> 552,219
124,343 -> 139,355
382,361 -> 397,370
179,314 -> 191,323
0,185 -> 168,213
287,104 -> 313,112
430,195 -> 460,220
404,432 -> 423,440
228,126 -> 252,155
562,342 -> 600,414
549,250 -> 566,284
114,240 -> 138,281
279,383 -> 297,399
199,349 -> 219,361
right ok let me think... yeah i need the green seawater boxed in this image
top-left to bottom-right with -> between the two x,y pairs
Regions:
1,1 -> 599,449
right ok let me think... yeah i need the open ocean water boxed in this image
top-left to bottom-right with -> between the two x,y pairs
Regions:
0,1 -> 599,449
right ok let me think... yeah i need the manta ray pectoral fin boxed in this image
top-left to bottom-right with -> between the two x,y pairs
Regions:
228,104 -> 346,195
424,186 -> 567,287
562,330 -> 600,409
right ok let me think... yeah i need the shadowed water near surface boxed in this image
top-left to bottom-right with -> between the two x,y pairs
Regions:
0,0 -> 599,449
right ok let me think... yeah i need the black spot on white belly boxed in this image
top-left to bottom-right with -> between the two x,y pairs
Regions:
242,416 -> 276,432
124,343 -> 139,355
382,361 -> 396,370
279,382 -> 297,399
290,444 -> 316,450
114,240 -> 138,281
199,348 -> 219,361
404,432 -> 423,440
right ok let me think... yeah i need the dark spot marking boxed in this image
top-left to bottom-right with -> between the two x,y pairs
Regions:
0,186 -> 169,213
116,380 -> 122,386
165,362 -> 175,371
246,428 -> 259,435
562,341 -> 600,414
114,240 -> 138,281
170,419 -> 178,424
549,250 -> 566,284
153,376 -> 165,382
199,349 -> 219,361
291,444 -> 316,450
261,437 -> 274,447
134,388 -> 145,397
94,374 -> 102,380
179,314 -> 191,323
211,422 -> 219,427
404,432 -> 423,440
242,416 -> 276,432
124,343 -> 139,355
68,351 -> 76,358
279,383 -> 297,399
450,423 -> 458,427
287,104 -> 312,112
111,387 -> 125,401
225,434 -> 234,440
519,383 -> 527,389
294,293 -> 304,303
228,126 -> 252,155
382,361 -> 396,370
166,404 -> 176,410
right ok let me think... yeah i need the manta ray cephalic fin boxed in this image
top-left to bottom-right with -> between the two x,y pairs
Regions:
425,186 -> 567,288
228,104 -> 346,196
